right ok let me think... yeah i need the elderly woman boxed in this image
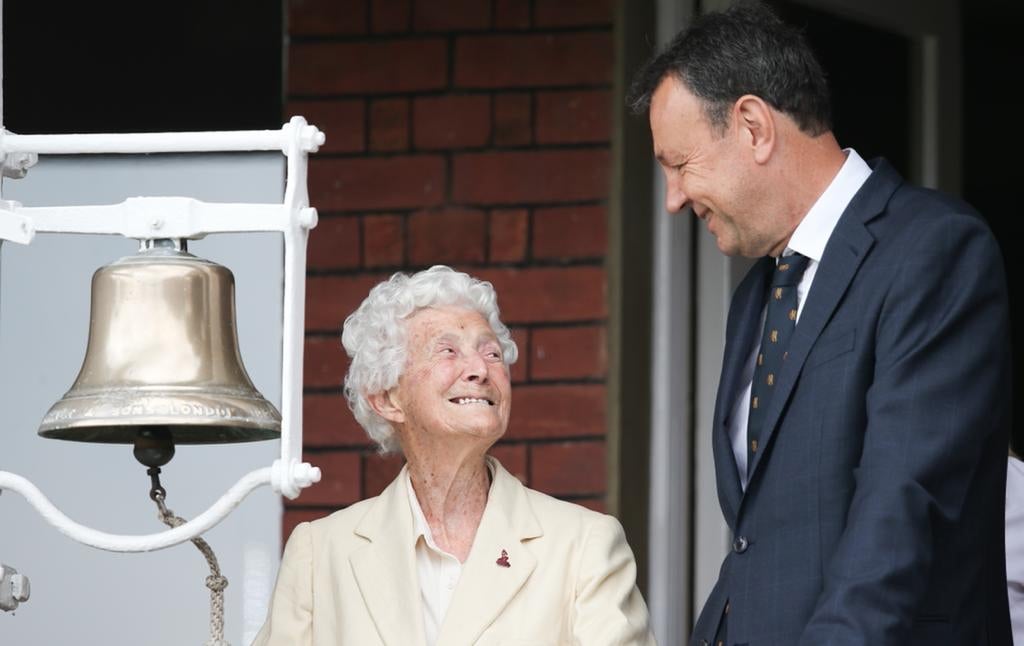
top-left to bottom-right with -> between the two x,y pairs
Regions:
255,266 -> 654,646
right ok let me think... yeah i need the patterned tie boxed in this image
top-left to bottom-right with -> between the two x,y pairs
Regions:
747,253 -> 810,476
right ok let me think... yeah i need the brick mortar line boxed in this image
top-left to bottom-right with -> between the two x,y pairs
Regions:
303,386 -> 344,395
512,376 -> 609,386
305,331 -> 346,340
286,83 -> 613,101
400,208 -> 411,268
306,248 -> 605,265
302,436 -> 608,451
303,378 -> 610,393
311,198 -> 608,218
284,492 -> 607,511
521,327 -> 534,387
484,190 -> 494,263
304,257 -> 606,276
307,142 -> 611,158
547,494 -> 608,504
356,210 -> 366,266
308,203 -> 612,214
306,326 -> 608,337
509,319 -> 610,330
307,210 -> 602,223
312,212 -> 364,219
304,322 -> 610,335
309,204 -> 611,218
288,25 -> 614,46
303,377 -> 608,395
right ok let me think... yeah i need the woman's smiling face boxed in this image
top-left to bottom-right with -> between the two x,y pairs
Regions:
389,305 -> 511,446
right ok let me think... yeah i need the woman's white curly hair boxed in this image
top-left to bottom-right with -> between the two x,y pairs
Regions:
341,265 -> 518,453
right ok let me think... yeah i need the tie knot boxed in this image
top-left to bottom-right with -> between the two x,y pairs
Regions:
772,253 -> 810,287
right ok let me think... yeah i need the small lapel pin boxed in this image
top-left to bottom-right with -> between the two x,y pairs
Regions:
496,549 -> 511,568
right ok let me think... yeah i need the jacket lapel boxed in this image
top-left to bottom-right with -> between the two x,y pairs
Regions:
435,459 -> 542,645
349,467 -> 429,646
744,160 -> 901,487
713,257 -> 774,523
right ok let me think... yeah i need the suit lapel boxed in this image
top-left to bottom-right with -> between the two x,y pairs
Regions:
744,160 -> 900,487
435,459 -> 542,645
713,257 -> 774,523
349,467 -> 428,646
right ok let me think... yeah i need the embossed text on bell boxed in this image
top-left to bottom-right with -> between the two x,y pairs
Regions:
37,238 -> 281,450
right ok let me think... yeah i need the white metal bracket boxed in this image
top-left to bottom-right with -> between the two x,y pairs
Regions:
0,198 -> 32,244
0,563 -> 31,611
0,149 -> 37,179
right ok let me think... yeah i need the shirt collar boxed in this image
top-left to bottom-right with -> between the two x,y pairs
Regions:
784,148 -> 872,261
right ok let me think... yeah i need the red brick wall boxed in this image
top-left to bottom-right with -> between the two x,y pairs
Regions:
285,0 -> 615,541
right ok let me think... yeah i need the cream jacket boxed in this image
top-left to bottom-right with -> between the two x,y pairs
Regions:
253,458 -> 655,646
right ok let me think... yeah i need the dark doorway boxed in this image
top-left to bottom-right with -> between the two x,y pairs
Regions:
3,0 -> 282,133
963,0 -> 1023,453
769,1 -> 913,180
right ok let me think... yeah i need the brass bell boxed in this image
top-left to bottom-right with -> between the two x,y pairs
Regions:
38,239 -> 281,463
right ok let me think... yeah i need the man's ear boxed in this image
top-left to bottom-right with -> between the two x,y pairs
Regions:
734,94 -> 776,164
368,389 -> 405,425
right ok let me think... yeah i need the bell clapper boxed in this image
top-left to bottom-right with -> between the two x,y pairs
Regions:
132,428 -> 176,501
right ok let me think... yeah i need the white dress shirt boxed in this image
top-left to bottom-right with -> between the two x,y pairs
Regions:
405,463 -> 495,646
728,149 -> 872,488
1007,456 -> 1024,644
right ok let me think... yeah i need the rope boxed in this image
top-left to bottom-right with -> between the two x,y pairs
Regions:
154,493 -> 230,646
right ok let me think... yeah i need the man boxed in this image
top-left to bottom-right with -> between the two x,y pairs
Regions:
628,3 -> 1012,645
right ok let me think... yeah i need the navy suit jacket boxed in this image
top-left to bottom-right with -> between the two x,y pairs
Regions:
691,160 -> 1012,646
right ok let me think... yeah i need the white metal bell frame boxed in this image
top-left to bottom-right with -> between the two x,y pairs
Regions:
0,117 -> 324,553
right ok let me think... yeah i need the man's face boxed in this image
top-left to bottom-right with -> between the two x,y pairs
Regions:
390,305 -> 511,447
649,75 -> 777,257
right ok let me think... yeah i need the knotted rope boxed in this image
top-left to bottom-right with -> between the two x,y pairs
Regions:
150,469 -> 230,646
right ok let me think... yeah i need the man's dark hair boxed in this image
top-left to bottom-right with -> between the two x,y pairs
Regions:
627,1 -> 832,136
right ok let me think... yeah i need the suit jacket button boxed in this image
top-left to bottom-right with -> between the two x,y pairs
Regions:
732,535 -> 749,553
